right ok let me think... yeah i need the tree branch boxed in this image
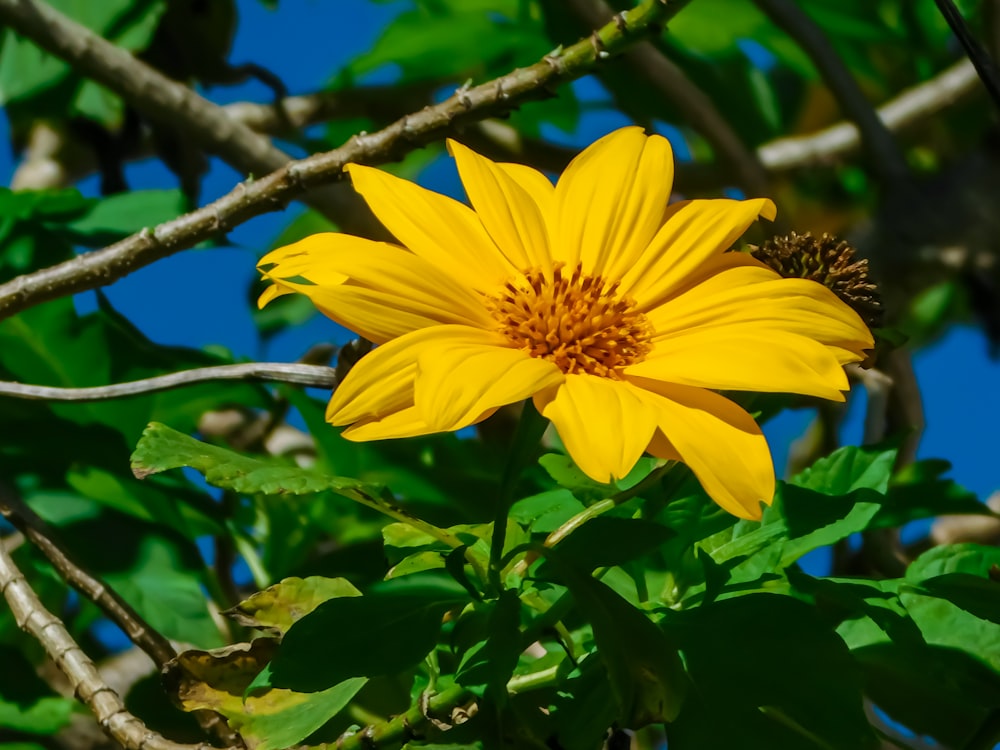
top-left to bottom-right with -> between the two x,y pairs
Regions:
0,0 -> 693,325
12,83 -> 441,191
0,482 -> 242,748
562,0 -> 772,198
757,58 -> 979,172
0,534 -> 232,750
465,58 -> 980,183
752,0 -> 912,187
0,363 -> 338,402
0,0 -> 377,235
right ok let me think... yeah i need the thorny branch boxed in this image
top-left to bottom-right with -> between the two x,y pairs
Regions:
0,534 -> 233,750
0,362 -> 339,402
561,0 -> 772,198
0,0 -> 693,325
12,82 -> 442,191
465,57 -> 981,184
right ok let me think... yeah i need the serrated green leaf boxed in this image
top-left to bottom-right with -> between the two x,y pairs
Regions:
131,422 -> 375,497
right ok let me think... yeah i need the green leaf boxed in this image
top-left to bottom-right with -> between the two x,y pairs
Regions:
346,5 -> 548,84
789,444 -> 897,497
553,557 -> 687,726
538,453 -> 656,503
131,422 -> 377,498
61,190 -> 187,246
918,573 -> 1000,625
223,576 -> 362,636
873,459 -> 986,527
167,640 -> 367,750
852,642 -> 1000,747
66,465 -> 220,538
509,489 -> 586,532
267,572 -> 471,692
102,534 -> 224,648
0,646 -> 76,735
706,446 -> 897,570
0,0 -> 166,121
667,594 -> 876,749
455,591 -> 523,700
542,516 -> 674,571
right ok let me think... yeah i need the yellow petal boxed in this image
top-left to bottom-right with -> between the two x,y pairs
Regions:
552,128 -> 674,276
646,430 -> 683,463
258,233 -> 492,344
345,163 -> 516,290
414,330 -> 564,431
498,162 -> 555,217
535,375 -> 658,484
621,198 -> 776,309
327,325 -> 495,426
627,325 -> 850,400
257,282 -> 296,308
342,405 -> 440,441
646,269 -> 874,358
631,379 -> 774,519
448,140 -> 552,270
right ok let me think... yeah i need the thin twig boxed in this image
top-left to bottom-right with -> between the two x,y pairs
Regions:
0,0 -> 692,325
562,0 -> 772,198
0,535 -> 231,750
933,0 -> 1000,112
0,363 -> 338,402
752,0 -> 911,187
0,482 -> 241,747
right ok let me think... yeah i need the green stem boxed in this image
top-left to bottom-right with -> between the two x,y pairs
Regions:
507,664 -> 562,694
334,684 -> 470,750
343,486 -> 490,585
509,462 -> 676,579
489,401 -> 549,592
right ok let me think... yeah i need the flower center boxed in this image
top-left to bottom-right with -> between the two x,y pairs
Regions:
485,264 -> 653,378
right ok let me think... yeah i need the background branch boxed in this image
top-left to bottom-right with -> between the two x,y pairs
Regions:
933,0 -> 1000,111
0,362 -> 338,402
0,535 -> 231,750
752,0 -> 912,188
0,0 -> 692,325
562,0 -> 772,198
11,82 -> 441,191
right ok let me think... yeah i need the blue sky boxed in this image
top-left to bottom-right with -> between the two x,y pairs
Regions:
2,0 -> 998,508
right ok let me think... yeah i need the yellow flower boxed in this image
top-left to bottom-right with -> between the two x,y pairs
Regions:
258,128 -> 872,519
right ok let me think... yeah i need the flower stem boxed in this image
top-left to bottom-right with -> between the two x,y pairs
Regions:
509,461 -> 676,579
489,400 -> 549,592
